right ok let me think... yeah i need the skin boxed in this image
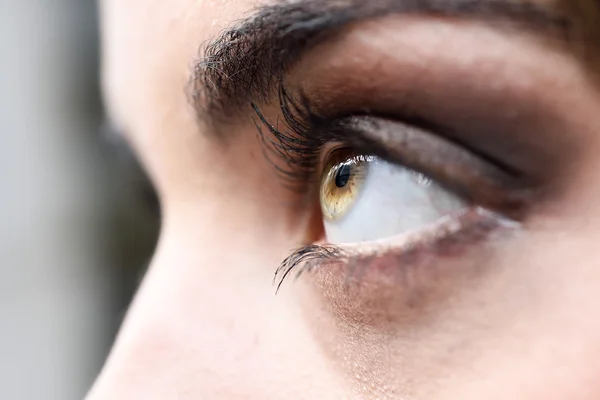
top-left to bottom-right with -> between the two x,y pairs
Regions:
91,0 -> 600,399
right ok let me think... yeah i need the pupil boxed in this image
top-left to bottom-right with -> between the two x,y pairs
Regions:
335,164 -> 351,188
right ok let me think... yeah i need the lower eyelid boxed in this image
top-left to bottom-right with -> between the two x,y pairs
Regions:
276,207 -> 520,306
286,207 -> 521,325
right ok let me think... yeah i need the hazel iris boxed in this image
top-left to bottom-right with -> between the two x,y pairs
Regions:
320,151 -> 370,221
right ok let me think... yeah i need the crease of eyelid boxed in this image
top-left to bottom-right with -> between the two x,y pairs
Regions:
273,207 -> 521,293
339,116 -> 523,179
330,116 -> 539,218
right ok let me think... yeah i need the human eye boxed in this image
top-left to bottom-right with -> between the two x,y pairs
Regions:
256,88 -> 535,293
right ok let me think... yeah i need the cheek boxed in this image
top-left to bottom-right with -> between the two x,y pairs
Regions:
90,127 -> 347,398
90,245 -> 346,398
294,215 -> 600,398
465,228 -> 600,397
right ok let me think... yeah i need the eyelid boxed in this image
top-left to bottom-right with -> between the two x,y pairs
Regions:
274,207 -> 520,293
256,92 -> 537,293
327,115 -> 536,218
254,90 -> 541,300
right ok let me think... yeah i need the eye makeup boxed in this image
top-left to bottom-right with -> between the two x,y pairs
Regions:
254,86 -> 533,292
288,16 -> 589,181
322,115 -> 533,217
253,85 -> 537,209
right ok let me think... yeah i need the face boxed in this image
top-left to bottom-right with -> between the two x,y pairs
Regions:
91,0 -> 600,399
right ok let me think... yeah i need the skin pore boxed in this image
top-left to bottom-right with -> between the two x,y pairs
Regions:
92,0 -> 600,399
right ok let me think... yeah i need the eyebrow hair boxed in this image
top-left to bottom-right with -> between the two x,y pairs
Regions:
191,0 -> 570,125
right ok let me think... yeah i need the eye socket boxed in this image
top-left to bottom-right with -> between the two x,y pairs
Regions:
320,149 -> 467,244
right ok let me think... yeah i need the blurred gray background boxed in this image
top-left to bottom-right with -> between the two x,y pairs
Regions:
0,1 -> 159,399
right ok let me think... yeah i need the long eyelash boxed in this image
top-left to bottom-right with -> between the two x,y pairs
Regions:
252,85 -> 353,195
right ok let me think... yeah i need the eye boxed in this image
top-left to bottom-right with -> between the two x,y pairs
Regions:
320,149 -> 467,244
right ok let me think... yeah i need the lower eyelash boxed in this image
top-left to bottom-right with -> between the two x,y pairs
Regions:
274,207 -> 521,293
274,244 -> 346,293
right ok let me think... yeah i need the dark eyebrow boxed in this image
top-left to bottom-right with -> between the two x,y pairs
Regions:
191,0 -> 570,126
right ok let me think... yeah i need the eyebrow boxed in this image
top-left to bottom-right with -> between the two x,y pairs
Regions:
191,0 -> 570,125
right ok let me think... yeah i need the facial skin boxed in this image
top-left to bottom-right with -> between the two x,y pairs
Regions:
91,0 -> 600,399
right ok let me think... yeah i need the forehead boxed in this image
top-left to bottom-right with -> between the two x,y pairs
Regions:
100,0 -> 254,133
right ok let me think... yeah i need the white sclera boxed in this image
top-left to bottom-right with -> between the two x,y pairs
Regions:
323,157 -> 467,244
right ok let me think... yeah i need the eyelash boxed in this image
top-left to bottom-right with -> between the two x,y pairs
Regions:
252,85 -> 386,196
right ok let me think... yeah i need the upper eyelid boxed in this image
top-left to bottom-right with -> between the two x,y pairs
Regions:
334,116 -> 521,182
288,27 -> 590,184
339,117 -> 536,214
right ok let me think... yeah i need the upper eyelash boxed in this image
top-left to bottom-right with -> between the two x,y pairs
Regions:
252,85 -> 365,195
252,86 -> 319,190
